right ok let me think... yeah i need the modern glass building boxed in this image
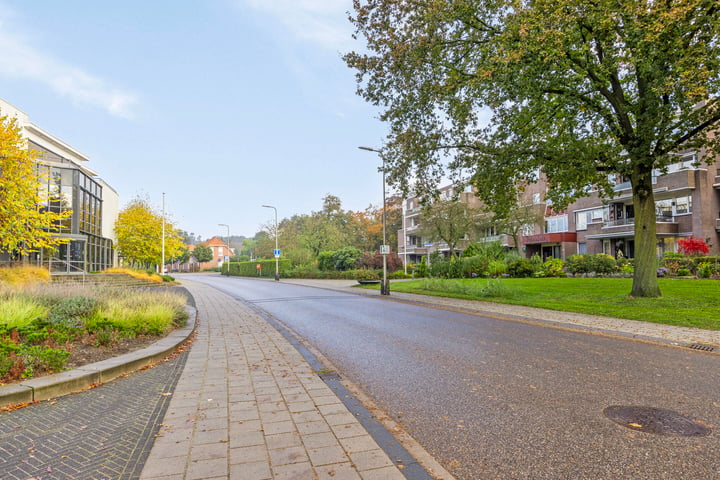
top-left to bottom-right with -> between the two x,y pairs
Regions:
1,98 -> 119,273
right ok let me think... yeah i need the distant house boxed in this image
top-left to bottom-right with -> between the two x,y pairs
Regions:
196,237 -> 233,271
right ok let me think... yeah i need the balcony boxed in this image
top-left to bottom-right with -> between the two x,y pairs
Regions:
523,232 -> 577,245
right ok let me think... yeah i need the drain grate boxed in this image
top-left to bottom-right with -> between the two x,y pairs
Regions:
603,406 -> 711,437
317,370 -> 341,382
688,343 -> 716,352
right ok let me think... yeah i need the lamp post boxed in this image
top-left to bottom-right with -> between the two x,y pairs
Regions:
161,192 -> 165,275
358,146 -> 389,295
218,223 -> 230,275
261,205 -> 280,281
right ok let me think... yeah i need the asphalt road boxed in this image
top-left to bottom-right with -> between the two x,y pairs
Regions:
187,274 -> 720,480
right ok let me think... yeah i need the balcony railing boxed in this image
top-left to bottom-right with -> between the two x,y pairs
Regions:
604,216 -> 676,228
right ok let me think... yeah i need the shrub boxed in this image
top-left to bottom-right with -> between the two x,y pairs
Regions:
429,259 -> 451,278
529,253 -> 543,271
388,270 -> 412,279
462,255 -> 490,278
0,266 -> 50,286
697,262 -> 714,278
565,254 -> 591,275
355,269 -> 380,282
419,277 -> 515,299
487,260 -> 507,277
677,236 -> 710,256
461,243 -> 481,257
0,297 -> 49,331
410,262 -> 428,278
662,257 -> 695,275
476,241 -> 506,261
506,258 -> 535,277
333,246 -> 363,271
541,258 -> 566,277
317,251 -> 335,271
104,268 -> 163,283
590,253 -> 617,274
676,267 -> 692,277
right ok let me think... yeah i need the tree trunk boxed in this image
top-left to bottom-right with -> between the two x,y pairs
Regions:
631,168 -> 662,297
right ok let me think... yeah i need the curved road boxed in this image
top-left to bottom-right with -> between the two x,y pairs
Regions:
186,274 -> 720,480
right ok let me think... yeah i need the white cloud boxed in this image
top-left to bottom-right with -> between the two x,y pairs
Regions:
0,16 -> 138,119
239,0 -> 354,50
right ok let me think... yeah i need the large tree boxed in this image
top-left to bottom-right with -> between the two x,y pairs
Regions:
0,116 -> 72,257
421,199 -> 477,258
114,197 -> 183,269
346,0 -> 720,297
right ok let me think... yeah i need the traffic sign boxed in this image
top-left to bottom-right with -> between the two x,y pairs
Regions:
380,245 -> 390,255
273,249 -> 281,258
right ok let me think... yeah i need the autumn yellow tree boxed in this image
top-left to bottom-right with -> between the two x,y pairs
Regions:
114,197 -> 183,269
0,116 -> 72,257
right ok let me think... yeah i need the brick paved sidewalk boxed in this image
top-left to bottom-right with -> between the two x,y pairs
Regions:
140,281 -> 411,480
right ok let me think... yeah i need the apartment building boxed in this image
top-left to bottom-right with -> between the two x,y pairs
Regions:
0,98 -> 119,273
398,152 -> 720,262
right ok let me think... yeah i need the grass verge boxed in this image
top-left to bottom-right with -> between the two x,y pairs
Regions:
377,277 -> 720,331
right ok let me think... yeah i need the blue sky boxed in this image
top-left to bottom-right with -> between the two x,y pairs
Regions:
0,1 -> 388,240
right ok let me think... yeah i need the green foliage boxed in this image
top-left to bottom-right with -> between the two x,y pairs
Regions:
662,257 -> 696,275
506,258 -> 535,278
541,259 -> 566,278
192,244 -> 214,262
115,196 -> 184,268
487,260 -> 507,278
0,297 -> 49,331
461,243 -> 481,257
228,260 -> 292,277
390,277 -> 720,330
0,116 -> 73,255
420,199 -> 477,257
355,269 -> 380,281
476,241 -> 506,262
697,263 -> 716,279
410,262 -> 427,278
333,246 -> 362,271
346,1 -> 720,297
565,254 -> 591,275
566,254 -> 618,275
461,256 -> 489,278
388,271 -> 412,279
592,254 -> 618,275
317,251 -> 335,271
0,283 -> 189,382
420,278 -> 515,299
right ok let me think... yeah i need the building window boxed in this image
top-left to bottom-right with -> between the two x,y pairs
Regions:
532,192 -> 541,204
578,242 -> 587,254
675,196 -> 692,215
545,214 -> 568,233
656,199 -> 673,218
576,211 -> 587,231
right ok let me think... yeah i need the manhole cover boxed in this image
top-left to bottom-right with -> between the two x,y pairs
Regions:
603,406 -> 711,437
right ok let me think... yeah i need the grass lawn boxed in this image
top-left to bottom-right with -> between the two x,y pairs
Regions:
378,277 -> 720,330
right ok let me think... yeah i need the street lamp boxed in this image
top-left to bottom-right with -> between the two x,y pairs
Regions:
261,205 -> 280,281
358,146 -> 389,295
218,223 -> 230,275
161,193 -> 166,275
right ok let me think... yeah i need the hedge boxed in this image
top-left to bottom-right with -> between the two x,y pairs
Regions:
224,260 -> 292,277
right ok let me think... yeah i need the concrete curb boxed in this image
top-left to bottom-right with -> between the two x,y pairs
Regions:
0,305 -> 197,408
